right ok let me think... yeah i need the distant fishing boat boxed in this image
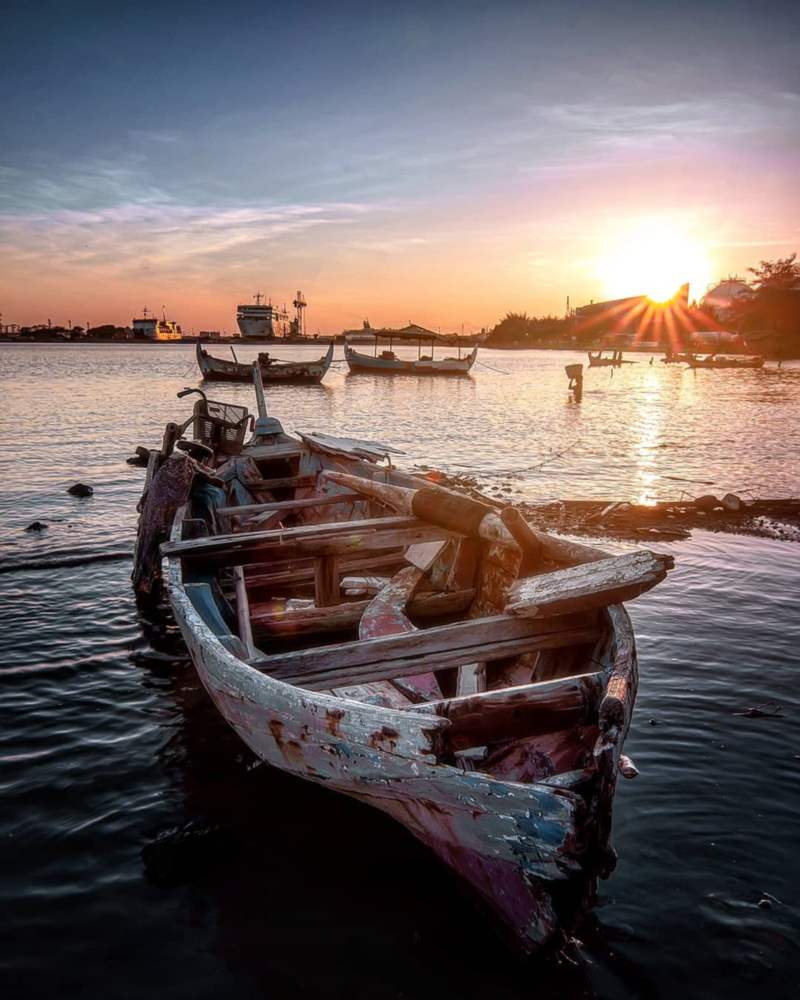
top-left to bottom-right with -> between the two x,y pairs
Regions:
196,341 -> 334,384
686,354 -> 765,369
345,325 -> 477,376
661,351 -> 695,364
587,350 -> 634,368
132,364 -> 673,956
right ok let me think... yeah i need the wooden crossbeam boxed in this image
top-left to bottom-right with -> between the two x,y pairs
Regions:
217,492 -> 361,519
258,615 -> 601,690
176,523 -> 457,567
506,550 -> 674,618
412,671 -> 604,751
248,475 -> 317,491
244,553 -> 404,591
162,515 -> 456,564
250,588 -> 474,637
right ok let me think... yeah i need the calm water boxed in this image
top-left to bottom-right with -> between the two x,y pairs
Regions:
1,343 -> 798,999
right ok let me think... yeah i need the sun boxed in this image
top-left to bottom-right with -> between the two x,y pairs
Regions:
596,217 -> 712,303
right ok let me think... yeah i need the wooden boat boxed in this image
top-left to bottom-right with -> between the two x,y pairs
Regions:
196,340 -> 334,383
685,354 -> 765,369
661,351 -> 695,364
587,350 -> 634,368
133,367 -> 673,955
345,329 -> 477,376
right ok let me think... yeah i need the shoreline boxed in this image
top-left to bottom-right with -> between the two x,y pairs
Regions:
2,337 -> 795,358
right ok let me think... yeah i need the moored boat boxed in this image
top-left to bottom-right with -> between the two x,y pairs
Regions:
196,340 -> 334,383
587,350 -> 634,367
345,327 -> 477,376
686,354 -> 765,369
133,368 -> 673,954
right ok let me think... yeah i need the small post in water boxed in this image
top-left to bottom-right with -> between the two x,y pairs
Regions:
565,363 -> 583,402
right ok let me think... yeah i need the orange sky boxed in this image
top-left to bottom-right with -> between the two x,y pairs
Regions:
2,4 -> 798,334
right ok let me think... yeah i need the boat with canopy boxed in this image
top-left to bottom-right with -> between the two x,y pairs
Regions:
344,325 -> 477,376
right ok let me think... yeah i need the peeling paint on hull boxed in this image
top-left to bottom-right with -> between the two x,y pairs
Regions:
166,547 -> 638,954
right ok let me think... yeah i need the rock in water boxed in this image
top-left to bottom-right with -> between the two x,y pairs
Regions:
720,492 -> 743,512
67,483 -> 94,497
25,521 -> 48,532
694,494 -> 720,512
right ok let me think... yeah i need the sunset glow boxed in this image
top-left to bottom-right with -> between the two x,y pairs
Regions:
596,219 -> 714,304
0,3 -> 797,332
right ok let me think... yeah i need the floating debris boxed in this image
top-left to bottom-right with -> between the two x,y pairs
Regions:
733,702 -> 783,718
126,446 -> 152,467
24,521 -> 48,532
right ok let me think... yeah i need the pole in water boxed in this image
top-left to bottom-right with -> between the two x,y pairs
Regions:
251,362 -> 268,420
565,363 -> 583,401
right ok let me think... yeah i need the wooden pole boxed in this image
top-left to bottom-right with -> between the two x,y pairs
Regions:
234,566 -> 257,657
251,362 -> 268,421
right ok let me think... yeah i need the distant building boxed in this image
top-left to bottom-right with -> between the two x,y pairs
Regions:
132,315 -> 182,340
701,279 -> 751,320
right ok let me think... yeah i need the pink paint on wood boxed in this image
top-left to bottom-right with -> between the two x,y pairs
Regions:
358,566 -> 442,701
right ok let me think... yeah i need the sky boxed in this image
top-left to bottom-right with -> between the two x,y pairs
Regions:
1,0 -> 798,334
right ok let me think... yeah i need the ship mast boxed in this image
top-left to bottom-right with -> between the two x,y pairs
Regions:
292,290 -> 307,338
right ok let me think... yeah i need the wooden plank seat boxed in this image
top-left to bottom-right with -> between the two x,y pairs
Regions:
217,492 -> 362,520
162,515 -> 460,567
257,613 -> 602,690
248,474 -> 318,491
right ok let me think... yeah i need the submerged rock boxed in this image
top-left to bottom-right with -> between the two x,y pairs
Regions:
25,521 -> 48,532
67,482 -> 94,497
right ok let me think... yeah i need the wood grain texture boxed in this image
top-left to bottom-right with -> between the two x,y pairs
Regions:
506,549 -> 674,617
415,672 -> 604,752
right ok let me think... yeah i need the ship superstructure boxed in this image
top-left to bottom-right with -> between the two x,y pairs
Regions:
132,307 -> 182,341
236,290 -> 307,339
237,292 -> 285,340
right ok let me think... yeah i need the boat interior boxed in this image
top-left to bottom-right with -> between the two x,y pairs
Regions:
160,390 -> 668,787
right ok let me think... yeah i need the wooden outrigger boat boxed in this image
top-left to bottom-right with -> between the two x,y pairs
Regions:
196,340 -> 334,383
587,350 -> 635,368
345,328 -> 477,376
686,353 -> 765,369
133,366 -> 673,955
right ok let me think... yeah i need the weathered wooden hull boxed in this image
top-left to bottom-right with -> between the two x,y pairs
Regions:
345,343 -> 477,376
165,538 -> 638,954
197,341 -> 334,383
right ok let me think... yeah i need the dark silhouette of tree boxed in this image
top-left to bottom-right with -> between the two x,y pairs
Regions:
485,311 -> 570,347
747,253 -> 800,291
733,253 -> 800,357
